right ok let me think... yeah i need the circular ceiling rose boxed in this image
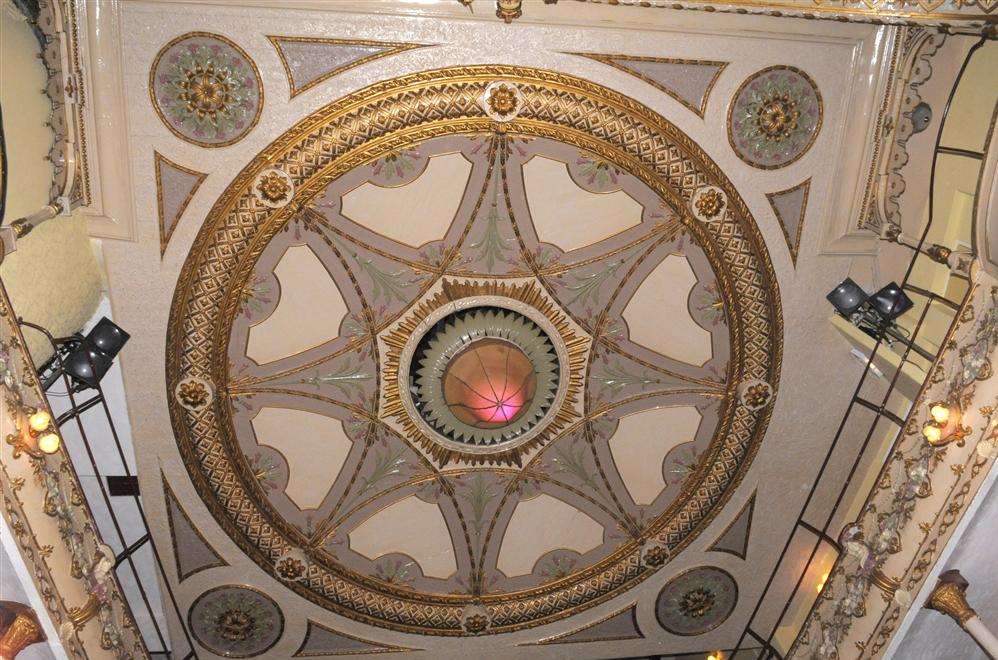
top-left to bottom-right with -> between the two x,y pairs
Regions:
149,32 -> 263,148
411,306 -> 559,446
728,66 -> 822,169
188,586 -> 284,657
167,66 -> 781,635
656,566 -> 738,636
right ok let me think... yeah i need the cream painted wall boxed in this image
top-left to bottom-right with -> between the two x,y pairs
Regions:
0,7 -> 102,362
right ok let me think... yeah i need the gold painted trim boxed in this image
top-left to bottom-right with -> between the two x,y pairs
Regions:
293,620 -> 413,656
766,178 -> 811,266
706,490 -> 756,560
267,35 -> 432,99
574,0 -> 996,30
161,473 -> 227,582
154,151 -> 208,257
165,65 -> 783,636
566,52 -> 728,119
531,603 -> 643,644
727,65 -> 824,171
148,31 -> 264,149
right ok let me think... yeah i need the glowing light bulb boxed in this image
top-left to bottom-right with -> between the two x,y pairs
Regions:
707,653 -> 723,660
37,433 -> 61,455
817,572 -> 830,592
922,423 -> 943,445
929,402 -> 950,425
28,409 -> 51,432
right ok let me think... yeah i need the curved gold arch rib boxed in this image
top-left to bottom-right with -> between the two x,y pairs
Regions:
166,65 -> 783,636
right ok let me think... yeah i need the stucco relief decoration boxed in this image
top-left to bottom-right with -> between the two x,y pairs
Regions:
691,185 -> 728,222
480,81 -> 524,122
738,378 -> 774,411
655,566 -> 738,635
253,168 -> 294,208
188,586 -> 284,657
796,284 -> 998,656
175,375 -> 213,412
728,66 -> 822,169
150,32 -> 263,148
166,66 -> 782,635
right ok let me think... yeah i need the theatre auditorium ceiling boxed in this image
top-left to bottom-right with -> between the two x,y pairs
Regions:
66,1 -> 994,657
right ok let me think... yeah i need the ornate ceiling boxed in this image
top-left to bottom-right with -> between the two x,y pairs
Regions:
82,1 -> 966,657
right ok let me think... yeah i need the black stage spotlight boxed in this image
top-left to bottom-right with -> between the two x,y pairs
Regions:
87,317 -> 130,357
63,340 -> 115,388
868,282 -> 914,321
826,278 -> 868,319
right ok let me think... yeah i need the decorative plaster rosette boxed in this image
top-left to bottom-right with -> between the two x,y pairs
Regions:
175,375 -> 213,412
166,66 -> 782,635
728,66 -> 822,169
655,567 -> 738,636
252,168 -> 294,208
149,32 -> 263,148
738,378 -> 774,411
691,185 -> 728,222
479,81 -> 524,122
188,586 -> 284,657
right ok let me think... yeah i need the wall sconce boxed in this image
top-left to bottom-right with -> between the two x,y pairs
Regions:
5,407 -> 61,458
817,572 -> 830,593
922,401 -> 971,447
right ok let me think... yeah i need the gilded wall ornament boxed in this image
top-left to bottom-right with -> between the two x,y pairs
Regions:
166,65 -> 782,635
655,567 -> 738,636
253,169 -> 294,208
691,185 -> 727,222
480,81 -> 523,122
150,32 -> 263,148
188,586 -> 284,657
738,378 -> 774,411
175,375 -> 213,412
728,66 -> 822,169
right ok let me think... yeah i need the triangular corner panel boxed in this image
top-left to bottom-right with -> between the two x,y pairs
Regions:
767,179 -> 811,266
154,152 -> 207,257
707,492 -> 756,560
568,52 -> 727,118
534,605 -> 643,645
162,474 -> 226,581
294,620 -> 411,656
268,36 -> 430,98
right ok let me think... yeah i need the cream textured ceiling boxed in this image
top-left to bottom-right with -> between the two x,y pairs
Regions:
89,2 -> 925,657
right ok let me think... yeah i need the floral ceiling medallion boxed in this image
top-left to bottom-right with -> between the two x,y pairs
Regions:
381,279 -> 588,467
656,566 -> 738,635
728,66 -> 822,169
175,374 -> 213,412
252,168 -> 294,208
167,65 -> 781,635
188,585 -> 284,657
480,81 -> 524,123
150,32 -> 263,147
691,185 -> 728,222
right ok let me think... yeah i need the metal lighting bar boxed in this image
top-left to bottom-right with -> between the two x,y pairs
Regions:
17,320 -> 199,659
730,35 -> 989,659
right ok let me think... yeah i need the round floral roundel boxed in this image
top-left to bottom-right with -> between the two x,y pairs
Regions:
188,585 -> 283,657
728,66 -> 822,169
150,32 -> 263,147
656,566 -> 738,635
